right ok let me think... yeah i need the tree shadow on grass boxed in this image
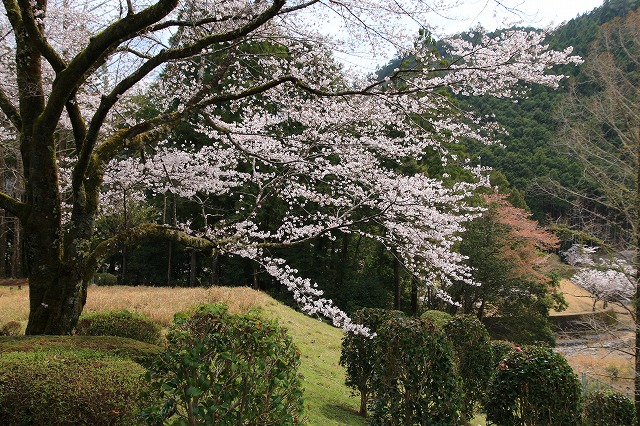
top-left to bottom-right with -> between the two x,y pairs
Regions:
319,402 -> 366,425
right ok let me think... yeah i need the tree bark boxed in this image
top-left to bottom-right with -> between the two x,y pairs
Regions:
393,251 -> 401,310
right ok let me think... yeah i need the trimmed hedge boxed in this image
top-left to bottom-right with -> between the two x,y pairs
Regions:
444,315 -> 493,422
369,316 -> 461,425
0,350 -> 149,425
583,390 -> 637,426
76,310 -> 163,345
486,345 -> 582,426
340,308 -> 405,416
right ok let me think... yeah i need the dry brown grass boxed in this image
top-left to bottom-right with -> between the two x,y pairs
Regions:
0,286 -> 29,326
0,285 -> 274,328
559,347 -> 635,395
551,279 -> 607,314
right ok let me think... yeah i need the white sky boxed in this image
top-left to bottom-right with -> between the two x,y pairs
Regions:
337,0 -> 605,72
429,0 -> 604,34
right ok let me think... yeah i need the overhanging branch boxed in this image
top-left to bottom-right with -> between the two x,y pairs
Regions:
0,191 -> 29,222
86,223 -> 215,274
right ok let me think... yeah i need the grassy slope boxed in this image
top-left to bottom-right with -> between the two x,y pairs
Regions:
262,300 -> 366,426
0,285 -> 366,425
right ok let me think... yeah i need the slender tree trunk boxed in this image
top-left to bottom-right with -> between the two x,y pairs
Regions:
210,252 -> 220,286
190,250 -> 197,287
393,251 -> 401,310
252,262 -> 259,290
10,217 -> 22,277
410,275 -> 418,315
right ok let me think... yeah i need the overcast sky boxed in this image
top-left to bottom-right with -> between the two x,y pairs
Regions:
430,0 -> 604,35
337,0 -> 605,72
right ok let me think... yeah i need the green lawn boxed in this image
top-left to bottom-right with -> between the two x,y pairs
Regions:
263,300 -> 366,426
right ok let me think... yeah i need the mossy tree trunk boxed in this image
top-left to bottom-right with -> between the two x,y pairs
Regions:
0,0 -> 270,334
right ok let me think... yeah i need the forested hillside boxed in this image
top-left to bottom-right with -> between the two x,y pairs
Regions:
461,0 -> 640,221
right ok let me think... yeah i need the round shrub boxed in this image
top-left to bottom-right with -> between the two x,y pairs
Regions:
369,315 -> 461,425
93,272 -> 118,286
339,308 -> 405,415
486,345 -> 582,426
421,309 -> 452,328
0,350 -> 149,425
444,315 -> 493,422
142,304 -> 304,425
76,310 -> 162,345
583,390 -> 637,426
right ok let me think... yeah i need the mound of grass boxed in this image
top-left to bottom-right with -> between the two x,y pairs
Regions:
0,335 -> 163,368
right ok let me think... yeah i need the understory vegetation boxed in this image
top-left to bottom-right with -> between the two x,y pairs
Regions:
0,285 -> 636,425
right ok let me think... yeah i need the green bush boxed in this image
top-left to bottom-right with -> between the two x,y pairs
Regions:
93,272 -> 118,285
339,308 -> 405,416
76,310 -> 162,345
0,321 -> 22,336
486,345 -> 582,426
583,390 -> 637,426
444,315 -> 493,422
369,315 -> 461,425
142,304 -> 304,425
421,309 -> 453,328
0,350 -> 149,425
489,340 -> 516,368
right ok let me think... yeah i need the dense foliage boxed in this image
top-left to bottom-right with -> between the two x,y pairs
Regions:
369,315 -> 461,425
142,304 -> 304,425
75,310 -> 163,345
0,350 -> 149,425
486,345 -> 582,426
583,390 -> 637,426
444,315 -> 493,422
340,308 -> 405,415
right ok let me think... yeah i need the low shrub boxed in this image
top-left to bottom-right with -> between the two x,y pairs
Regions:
0,320 -> 22,336
76,310 -> 162,345
340,308 -> 405,416
421,309 -> 453,328
583,390 -> 636,426
370,315 -> 461,425
93,272 -> 118,286
0,350 -> 149,425
486,345 -> 582,426
141,304 -> 304,425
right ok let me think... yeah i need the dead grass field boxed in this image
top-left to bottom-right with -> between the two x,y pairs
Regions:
552,279 -> 636,396
0,284 -> 272,328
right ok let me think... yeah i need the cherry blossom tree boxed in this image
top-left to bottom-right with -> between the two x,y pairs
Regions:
0,0 -> 580,334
